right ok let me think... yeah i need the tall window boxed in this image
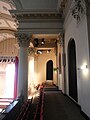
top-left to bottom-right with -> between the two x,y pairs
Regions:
0,59 -> 16,98
5,63 -> 15,98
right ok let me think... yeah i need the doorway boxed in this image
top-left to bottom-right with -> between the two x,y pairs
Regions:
68,39 -> 78,102
46,60 -> 53,80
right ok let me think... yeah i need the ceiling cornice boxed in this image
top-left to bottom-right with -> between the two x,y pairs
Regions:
15,13 -> 63,21
10,9 -> 60,14
10,9 -> 63,21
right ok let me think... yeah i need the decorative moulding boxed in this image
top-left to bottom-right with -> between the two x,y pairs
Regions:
71,0 -> 85,22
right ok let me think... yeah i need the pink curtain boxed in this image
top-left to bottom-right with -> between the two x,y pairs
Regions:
14,56 -> 18,99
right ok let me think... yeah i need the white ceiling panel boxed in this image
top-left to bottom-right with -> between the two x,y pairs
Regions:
17,0 -> 58,10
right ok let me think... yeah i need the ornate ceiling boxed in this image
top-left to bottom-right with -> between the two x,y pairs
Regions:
0,0 -> 66,51
0,0 -> 17,42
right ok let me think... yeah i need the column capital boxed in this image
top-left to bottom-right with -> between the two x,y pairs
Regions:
28,47 -> 35,56
57,33 -> 64,46
16,33 -> 31,47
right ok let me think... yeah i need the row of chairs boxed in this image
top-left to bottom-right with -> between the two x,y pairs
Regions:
40,89 -> 44,120
16,86 -> 44,120
34,86 -> 44,120
16,98 -> 33,120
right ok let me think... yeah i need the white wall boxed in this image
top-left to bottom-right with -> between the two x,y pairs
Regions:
34,50 -> 57,85
64,3 -> 90,117
28,55 -> 35,94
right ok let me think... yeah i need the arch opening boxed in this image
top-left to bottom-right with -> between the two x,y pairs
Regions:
46,60 -> 53,80
68,39 -> 78,102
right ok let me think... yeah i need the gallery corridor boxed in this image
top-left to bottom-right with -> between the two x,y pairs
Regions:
43,86 -> 86,120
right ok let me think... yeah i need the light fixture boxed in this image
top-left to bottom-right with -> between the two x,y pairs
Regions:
41,38 -> 45,45
80,64 -> 87,70
37,50 -> 43,54
79,63 -> 89,77
47,50 -> 51,53
78,64 -> 88,70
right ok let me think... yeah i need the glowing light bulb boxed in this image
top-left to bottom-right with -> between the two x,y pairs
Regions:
81,64 -> 87,70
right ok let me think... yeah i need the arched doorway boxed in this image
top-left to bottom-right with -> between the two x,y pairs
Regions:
68,39 -> 78,102
46,60 -> 53,80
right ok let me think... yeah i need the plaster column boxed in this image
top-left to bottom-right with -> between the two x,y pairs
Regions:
56,39 -> 60,89
61,35 -> 66,94
58,34 -> 66,93
16,33 -> 30,102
